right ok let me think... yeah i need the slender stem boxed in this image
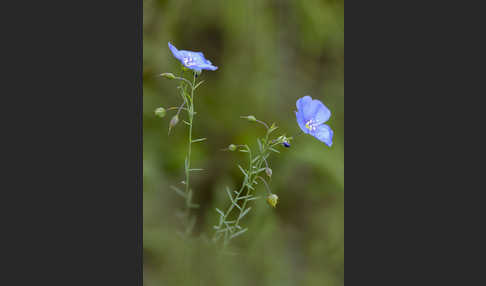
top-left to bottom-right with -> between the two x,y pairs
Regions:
184,73 -> 197,232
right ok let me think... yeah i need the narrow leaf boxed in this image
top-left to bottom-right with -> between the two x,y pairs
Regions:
251,155 -> 261,164
194,80 -> 205,89
239,207 -> 252,219
238,165 -> 248,177
170,185 -> 186,198
230,228 -> 248,239
252,168 -> 266,175
269,147 -> 280,153
192,138 -> 207,143
215,208 -> 225,217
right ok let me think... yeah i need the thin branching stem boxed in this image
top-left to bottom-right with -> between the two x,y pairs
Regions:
183,72 -> 197,233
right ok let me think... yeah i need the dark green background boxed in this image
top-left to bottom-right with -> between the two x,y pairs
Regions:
143,0 -> 343,285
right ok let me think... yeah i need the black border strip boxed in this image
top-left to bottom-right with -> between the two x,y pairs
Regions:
137,0 -> 143,284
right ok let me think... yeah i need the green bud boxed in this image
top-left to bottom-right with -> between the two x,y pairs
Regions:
160,73 -> 176,80
154,107 -> 166,118
265,167 -> 272,178
168,114 -> 179,134
228,144 -> 237,151
242,115 -> 257,122
267,194 -> 278,208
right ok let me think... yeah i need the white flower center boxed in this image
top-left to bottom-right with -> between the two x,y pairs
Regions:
305,119 -> 318,131
183,57 -> 195,66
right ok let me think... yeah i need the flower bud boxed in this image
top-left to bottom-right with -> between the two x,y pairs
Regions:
160,73 -> 176,80
154,107 -> 166,118
267,194 -> 278,208
265,167 -> 272,178
241,115 -> 257,122
228,144 -> 237,151
168,114 -> 179,134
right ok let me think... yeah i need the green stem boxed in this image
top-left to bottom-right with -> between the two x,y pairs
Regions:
184,73 -> 197,233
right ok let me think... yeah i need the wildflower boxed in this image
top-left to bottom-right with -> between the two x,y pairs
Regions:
168,42 -> 218,73
154,107 -> 166,118
295,96 -> 333,147
267,194 -> 278,208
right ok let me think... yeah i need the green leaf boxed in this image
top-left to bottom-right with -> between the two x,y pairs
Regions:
237,165 -> 248,177
257,138 -> 263,153
170,185 -> 186,198
194,80 -> 205,89
252,168 -> 266,175
251,155 -> 261,164
225,187 -> 234,201
239,207 -> 252,220
230,228 -> 248,239
215,208 -> 225,217
269,147 -> 280,153
192,138 -> 207,143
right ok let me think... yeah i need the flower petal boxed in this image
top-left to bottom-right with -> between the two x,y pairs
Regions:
311,124 -> 333,146
295,111 -> 309,134
197,63 -> 218,71
313,101 -> 331,124
296,96 -> 313,113
168,42 -> 182,61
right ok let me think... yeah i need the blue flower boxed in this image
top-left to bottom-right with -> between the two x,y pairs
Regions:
295,96 -> 333,146
168,42 -> 218,73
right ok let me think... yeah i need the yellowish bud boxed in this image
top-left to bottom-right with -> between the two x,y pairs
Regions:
267,194 -> 278,208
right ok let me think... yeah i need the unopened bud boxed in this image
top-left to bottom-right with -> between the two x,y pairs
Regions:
228,144 -> 237,151
154,107 -> 166,118
168,114 -> 179,134
267,194 -> 278,208
241,115 -> 257,122
160,73 -> 176,79
265,167 -> 272,178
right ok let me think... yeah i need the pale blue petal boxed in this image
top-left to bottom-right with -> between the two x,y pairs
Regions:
296,96 -> 312,113
311,124 -> 333,146
313,101 -> 331,124
168,42 -> 182,61
295,111 -> 309,134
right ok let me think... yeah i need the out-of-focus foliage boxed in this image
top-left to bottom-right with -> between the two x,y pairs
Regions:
143,0 -> 344,285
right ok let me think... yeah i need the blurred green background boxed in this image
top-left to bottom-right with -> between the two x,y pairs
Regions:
143,0 -> 343,285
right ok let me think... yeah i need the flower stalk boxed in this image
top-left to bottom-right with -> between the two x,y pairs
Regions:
213,117 -> 291,247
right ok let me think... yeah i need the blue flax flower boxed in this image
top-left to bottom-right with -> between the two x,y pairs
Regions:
295,96 -> 333,146
168,42 -> 218,73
